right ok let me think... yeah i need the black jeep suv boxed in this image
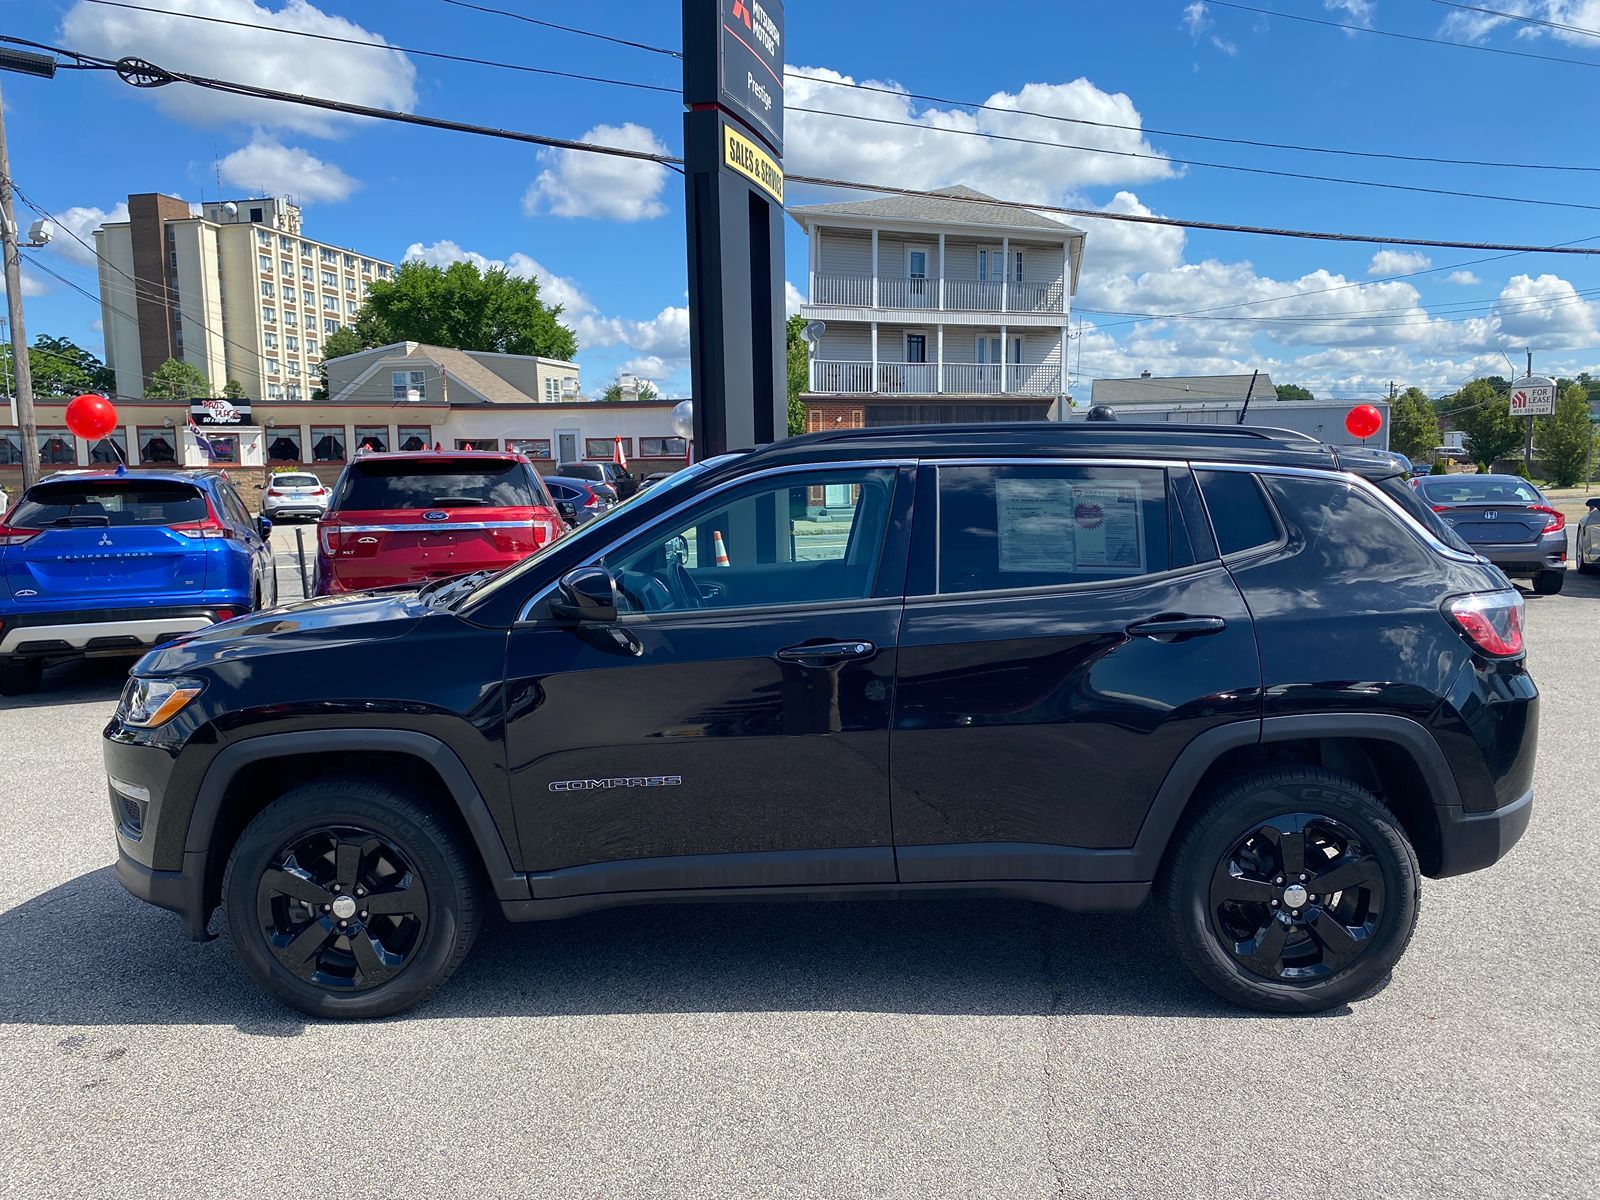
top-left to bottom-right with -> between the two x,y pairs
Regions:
104,424 -> 1536,1018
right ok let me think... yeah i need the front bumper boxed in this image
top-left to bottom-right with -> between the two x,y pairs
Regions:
1,605 -> 234,659
113,847 -> 214,940
1433,786 -> 1533,877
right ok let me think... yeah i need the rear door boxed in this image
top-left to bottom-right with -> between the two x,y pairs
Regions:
890,460 -> 1261,882
0,479 -> 214,605
323,458 -> 562,589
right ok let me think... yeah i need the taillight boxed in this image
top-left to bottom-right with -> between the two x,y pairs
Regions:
1445,590 -> 1525,657
213,608 -> 236,622
584,492 -> 601,508
319,523 -> 342,555
170,518 -> 232,540
1529,505 -> 1565,533
0,526 -> 40,546
1430,505 -> 1450,513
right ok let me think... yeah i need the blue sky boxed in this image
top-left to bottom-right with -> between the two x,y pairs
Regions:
4,0 -> 1600,400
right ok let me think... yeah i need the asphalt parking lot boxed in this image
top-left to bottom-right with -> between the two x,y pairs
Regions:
1,548 -> 1597,1197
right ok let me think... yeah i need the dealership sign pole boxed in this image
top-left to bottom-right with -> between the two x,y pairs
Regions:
1507,370 -> 1555,476
681,0 -> 787,457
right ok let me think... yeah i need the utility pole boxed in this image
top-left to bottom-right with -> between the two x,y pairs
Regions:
1525,347 -> 1535,477
0,83 -> 39,489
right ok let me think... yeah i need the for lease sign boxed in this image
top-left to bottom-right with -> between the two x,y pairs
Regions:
1508,378 -> 1555,416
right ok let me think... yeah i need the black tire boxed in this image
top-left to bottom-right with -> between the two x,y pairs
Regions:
222,779 -> 481,1019
1156,766 -> 1420,1013
1579,557 -> 1599,576
0,657 -> 43,696
1532,570 -> 1565,595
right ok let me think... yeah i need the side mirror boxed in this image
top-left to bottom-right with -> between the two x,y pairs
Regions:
256,515 -> 273,538
556,500 -> 577,524
552,565 -> 618,623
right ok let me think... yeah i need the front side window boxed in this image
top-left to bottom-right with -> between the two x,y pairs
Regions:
603,468 -> 897,614
934,464 -> 1172,595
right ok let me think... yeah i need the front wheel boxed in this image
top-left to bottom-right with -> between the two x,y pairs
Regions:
1576,547 -> 1598,576
222,780 -> 481,1019
1532,570 -> 1565,595
1157,766 -> 1420,1013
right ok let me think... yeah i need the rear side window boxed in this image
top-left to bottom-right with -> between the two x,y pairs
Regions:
336,460 -> 537,510
10,481 -> 206,528
1196,470 -> 1279,556
935,464 -> 1171,594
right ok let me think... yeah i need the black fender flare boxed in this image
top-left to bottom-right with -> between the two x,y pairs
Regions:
187,729 -> 529,901
1129,712 -> 1461,877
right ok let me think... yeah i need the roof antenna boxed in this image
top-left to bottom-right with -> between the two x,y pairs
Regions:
1236,369 -> 1259,425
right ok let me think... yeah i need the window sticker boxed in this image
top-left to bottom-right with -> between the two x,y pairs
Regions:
995,478 -> 1146,575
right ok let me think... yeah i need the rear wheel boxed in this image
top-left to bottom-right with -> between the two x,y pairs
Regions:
1577,544 -> 1598,576
0,657 -> 43,695
222,779 -> 481,1019
1157,766 -> 1420,1013
1532,569 -> 1565,595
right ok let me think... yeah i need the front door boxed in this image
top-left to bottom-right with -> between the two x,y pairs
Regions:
556,430 -> 579,465
890,461 -> 1261,881
504,463 -> 913,898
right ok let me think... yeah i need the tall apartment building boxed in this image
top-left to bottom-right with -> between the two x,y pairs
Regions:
94,194 -> 394,402
792,185 -> 1085,427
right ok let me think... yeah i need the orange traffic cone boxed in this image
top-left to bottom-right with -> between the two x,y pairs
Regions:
713,530 -> 730,567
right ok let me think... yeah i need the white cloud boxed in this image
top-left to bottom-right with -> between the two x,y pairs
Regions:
786,68 -> 1175,203
1073,192 -> 1187,283
1447,270 -> 1482,286
1,272 -> 47,299
219,135 -> 358,203
1324,0 -> 1375,25
1183,2 -> 1211,36
1211,36 -> 1239,55
402,239 -> 690,377
46,203 -> 129,267
1368,250 -> 1432,275
1439,1 -> 1600,49
523,123 -> 671,221
59,0 -> 417,136
785,280 -> 805,316
1492,273 -> 1600,346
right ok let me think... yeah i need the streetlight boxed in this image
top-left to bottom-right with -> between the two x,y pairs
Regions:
0,46 -> 58,489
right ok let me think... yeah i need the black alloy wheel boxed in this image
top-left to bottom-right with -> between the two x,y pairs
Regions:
224,780 -> 480,1019
257,825 -> 429,993
1157,766 -> 1420,1013
1209,813 -> 1383,983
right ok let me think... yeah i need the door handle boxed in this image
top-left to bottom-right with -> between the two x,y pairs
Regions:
776,640 -> 877,666
1125,615 -> 1227,642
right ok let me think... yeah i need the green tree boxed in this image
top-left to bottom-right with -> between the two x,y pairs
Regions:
1388,386 -> 1439,461
222,378 -> 246,400
600,380 -> 660,403
786,314 -> 808,436
357,260 -> 577,360
1536,382 -> 1598,487
1450,378 -> 1523,471
1273,382 -> 1314,402
144,357 -> 211,402
313,326 -> 368,401
12,335 -> 115,397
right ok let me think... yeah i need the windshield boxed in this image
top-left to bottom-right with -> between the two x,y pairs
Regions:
1375,475 -> 1473,554
1419,476 -> 1543,505
10,480 -> 206,528
461,454 -> 742,612
335,459 -> 537,510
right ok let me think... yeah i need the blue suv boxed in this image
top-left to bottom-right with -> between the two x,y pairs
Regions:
0,469 -> 276,694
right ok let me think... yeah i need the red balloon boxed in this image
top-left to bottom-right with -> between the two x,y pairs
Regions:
1345,403 -> 1383,440
65,393 -> 119,441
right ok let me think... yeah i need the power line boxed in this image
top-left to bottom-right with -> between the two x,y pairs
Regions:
93,0 -> 1600,177
1424,0 -> 1600,41
788,105 -> 1600,215
1205,0 -> 1600,69
434,0 -> 682,58
75,0 -> 678,95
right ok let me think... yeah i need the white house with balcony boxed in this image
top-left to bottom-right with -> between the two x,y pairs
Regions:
792,186 -> 1085,426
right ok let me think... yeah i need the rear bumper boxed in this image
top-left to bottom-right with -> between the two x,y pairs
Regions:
1433,787 -> 1534,877
1474,535 -> 1567,576
0,605 -> 234,658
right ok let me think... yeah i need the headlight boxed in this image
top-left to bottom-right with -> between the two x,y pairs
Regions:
118,676 -> 206,728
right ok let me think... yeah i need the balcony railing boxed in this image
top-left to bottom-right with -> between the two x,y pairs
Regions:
811,360 -> 1062,395
809,273 -> 1067,314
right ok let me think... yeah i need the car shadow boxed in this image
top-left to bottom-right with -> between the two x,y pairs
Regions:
0,866 -> 1352,1034
0,658 -> 129,711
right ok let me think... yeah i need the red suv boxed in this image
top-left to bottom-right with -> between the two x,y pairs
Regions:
314,451 -> 564,595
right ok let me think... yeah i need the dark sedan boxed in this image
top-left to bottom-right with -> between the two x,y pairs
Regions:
542,476 -> 613,527
1416,474 -> 1568,594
